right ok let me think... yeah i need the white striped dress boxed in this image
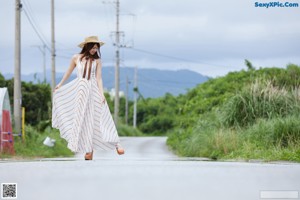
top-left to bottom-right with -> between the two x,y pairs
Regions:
52,56 -> 120,153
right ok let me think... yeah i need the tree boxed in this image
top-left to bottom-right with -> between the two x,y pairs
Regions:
245,59 -> 255,70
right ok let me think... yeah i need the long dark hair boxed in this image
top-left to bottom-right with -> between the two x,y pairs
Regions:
79,42 -> 101,61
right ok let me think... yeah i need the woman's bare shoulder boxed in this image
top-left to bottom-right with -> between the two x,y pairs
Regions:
96,58 -> 102,65
70,54 -> 82,64
72,54 -> 82,60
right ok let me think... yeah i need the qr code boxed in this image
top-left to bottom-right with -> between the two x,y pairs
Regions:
1,183 -> 17,199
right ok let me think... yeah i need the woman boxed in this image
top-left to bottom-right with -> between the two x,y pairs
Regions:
52,36 -> 125,160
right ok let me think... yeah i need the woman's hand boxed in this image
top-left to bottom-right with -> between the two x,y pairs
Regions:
53,84 -> 61,92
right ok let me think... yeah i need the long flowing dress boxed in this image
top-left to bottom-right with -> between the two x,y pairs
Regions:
52,55 -> 120,153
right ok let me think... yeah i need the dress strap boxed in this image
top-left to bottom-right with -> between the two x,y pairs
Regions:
82,57 -> 94,80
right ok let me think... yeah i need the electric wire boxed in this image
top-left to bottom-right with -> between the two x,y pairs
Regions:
126,47 -> 231,68
23,0 -> 49,48
22,0 -> 51,51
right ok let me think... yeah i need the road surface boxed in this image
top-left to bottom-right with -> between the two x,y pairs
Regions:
0,137 -> 300,200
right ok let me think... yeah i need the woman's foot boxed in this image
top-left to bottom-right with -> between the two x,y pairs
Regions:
84,151 -> 93,160
116,143 -> 125,155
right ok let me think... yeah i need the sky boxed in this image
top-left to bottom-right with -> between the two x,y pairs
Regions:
0,0 -> 299,77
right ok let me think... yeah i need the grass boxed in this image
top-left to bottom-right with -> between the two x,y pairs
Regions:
167,79 -> 300,162
168,115 -> 300,162
15,126 -> 74,158
221,80 -> 300,127
117,123 -> 145,136
0,123 -> 144,159
1,125 -> 73,159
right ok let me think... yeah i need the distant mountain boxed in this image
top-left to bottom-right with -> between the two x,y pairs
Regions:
3,67 -> 209,99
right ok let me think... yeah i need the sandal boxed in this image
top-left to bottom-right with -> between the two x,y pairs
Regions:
84,151 -> 93,160
116,143 -> 125,155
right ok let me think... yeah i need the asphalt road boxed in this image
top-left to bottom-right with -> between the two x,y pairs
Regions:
1,137 -> 300,200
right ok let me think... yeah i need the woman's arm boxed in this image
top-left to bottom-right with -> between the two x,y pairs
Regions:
96,59 -> 106,102
54,55 -> 77,91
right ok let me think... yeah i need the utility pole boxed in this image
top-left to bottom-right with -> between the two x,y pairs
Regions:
51,0 -> 56,94
14,0 -> 22,135
114,0 -> 120,125
133,66 -> 137,128
125,76 -> 129,125
42,44 -> 46,83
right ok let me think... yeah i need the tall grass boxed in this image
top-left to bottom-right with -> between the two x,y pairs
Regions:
226,116 -> 300,161
243,116 -> 300,148
167,79 -> 300,162
168,115 -> 300,161
221,79 -> 300,127
184,127 -> 240,160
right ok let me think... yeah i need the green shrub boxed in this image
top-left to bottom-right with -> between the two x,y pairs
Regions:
139,115 -> 174,135
117,123 -> 144,136
167,64 -> 300,162
221,79 -> 300,127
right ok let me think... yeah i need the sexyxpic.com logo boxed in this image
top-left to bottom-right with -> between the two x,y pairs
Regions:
255,1 -> 299,8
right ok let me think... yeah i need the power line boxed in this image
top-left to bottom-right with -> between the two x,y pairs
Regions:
56,48 -> 77,53
138,73 -> 199,86
22,1 -> 51,51
126,47 -> 231,68
56,55 -> 71,59
120,61 -> 201,85
22,0 -> 49,47
102,1 -> 115,37
140,78 -> 199,85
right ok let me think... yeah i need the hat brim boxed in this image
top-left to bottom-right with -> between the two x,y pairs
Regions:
78,41 -> 105,48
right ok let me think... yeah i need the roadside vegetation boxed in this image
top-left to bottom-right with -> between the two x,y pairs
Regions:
1,62 -> 300,162
119,62 -> 300,162
166,63 -> 300,162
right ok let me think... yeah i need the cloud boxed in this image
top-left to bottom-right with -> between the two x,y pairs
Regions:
1,0 -> 299,77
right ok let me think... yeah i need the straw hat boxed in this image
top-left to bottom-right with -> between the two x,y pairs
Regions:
78,36 -> 105,48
